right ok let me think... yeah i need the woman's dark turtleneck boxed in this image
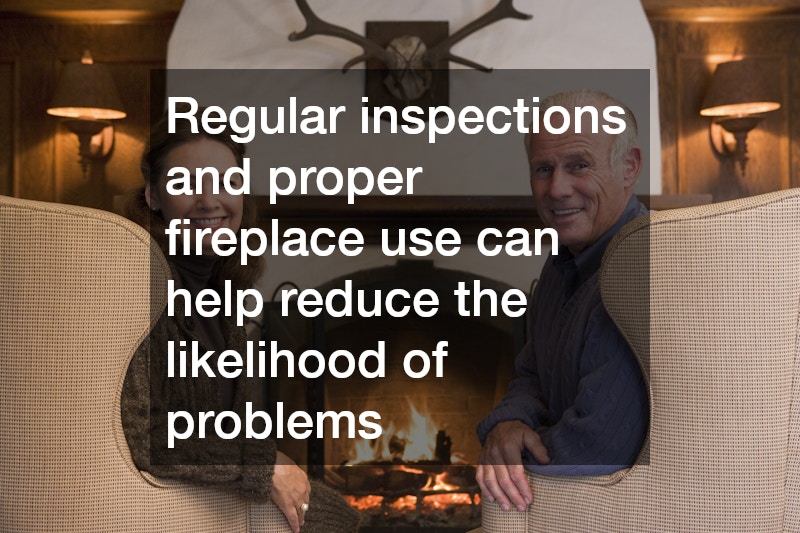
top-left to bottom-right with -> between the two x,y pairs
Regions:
171,252 -> 235,411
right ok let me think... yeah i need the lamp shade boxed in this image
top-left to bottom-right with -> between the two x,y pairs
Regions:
47,52 -> 126,120
699,57 -> 781,117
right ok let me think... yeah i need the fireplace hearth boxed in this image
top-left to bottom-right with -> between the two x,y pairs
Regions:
333,462 -> 480,530
328,420 -> 481,530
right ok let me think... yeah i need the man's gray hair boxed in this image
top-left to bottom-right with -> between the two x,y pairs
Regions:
525,89 -> 639,168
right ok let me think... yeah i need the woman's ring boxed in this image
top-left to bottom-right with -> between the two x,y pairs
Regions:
300,502 -> 309,513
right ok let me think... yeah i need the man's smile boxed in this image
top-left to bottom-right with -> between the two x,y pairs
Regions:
552,208 -> 583,217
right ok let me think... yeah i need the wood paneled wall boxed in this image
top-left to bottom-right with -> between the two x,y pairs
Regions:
0,13 -> 174,210
648,8 -> 800,200
0,3 -> 798,209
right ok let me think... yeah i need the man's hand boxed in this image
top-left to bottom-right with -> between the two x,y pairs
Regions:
476,420 -> 550,512
271,451 -> 311,533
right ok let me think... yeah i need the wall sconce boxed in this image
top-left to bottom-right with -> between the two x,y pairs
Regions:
47,50 -> 126,178
699,57 -> 780,174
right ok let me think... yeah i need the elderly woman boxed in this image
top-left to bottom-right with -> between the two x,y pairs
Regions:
122,110 -> 359,533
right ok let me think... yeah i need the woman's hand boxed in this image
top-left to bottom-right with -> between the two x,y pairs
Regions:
271,451 -> 311,533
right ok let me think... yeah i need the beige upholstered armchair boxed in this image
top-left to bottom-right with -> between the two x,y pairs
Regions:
479,188 -> 800,532
0,196 -> 292,532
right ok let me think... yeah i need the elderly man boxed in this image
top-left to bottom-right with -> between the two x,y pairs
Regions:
476,89 -> 649,513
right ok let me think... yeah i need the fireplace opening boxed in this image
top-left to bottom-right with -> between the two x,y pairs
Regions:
261,260 -> 527,531
329,397 -> 482,531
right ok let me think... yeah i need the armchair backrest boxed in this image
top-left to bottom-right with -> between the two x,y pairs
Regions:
0,196 -> 251,531
480,188 -> 800,532
601,188 -> 800,531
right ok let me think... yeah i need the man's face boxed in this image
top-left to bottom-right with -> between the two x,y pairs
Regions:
528,124 -> 639,255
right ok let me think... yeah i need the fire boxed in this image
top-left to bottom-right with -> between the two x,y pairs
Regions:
345,494 -> 419,513
345,495 -> 383,511
421,472 -> 479,507
397,465 -> 425,475
348,400 -> 443,463
425,472 -> 456,491
339,397 -> 479,522
345,492 -> 479,513
425,492 -> 479,509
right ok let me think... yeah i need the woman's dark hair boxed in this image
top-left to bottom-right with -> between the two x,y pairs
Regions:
123,105 -> 264,292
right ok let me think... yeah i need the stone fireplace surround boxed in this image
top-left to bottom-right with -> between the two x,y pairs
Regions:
256,195 -> 543,530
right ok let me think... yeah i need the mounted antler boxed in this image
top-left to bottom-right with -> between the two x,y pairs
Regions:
288,0 -> 533,102
288,0 -> 397,72
424,0 -> 532,72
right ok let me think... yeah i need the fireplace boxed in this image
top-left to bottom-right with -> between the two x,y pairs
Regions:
261,259 -> 526,530
329,397 -> 482,531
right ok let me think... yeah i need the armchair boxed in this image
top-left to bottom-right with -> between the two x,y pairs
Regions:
480,188 -> 800,532
0,195 -> 292,532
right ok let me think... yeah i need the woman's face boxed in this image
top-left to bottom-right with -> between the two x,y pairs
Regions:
146,138 -> 244,255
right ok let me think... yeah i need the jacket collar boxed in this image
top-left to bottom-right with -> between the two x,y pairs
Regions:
553,195 -> 647,287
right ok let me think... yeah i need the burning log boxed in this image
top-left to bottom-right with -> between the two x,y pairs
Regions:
332,400 -> 481,529
384,467 -> 428,492
434,429 -> 452,464
440,465 -> 479,490
340,464 -> 386,491
389,434 -> 406,459
335,462 -> 478,494
324,466 -> 347,489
